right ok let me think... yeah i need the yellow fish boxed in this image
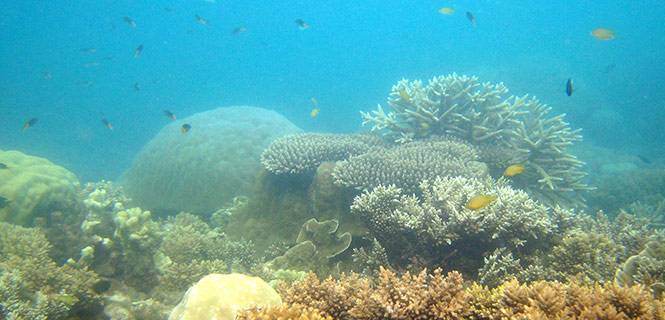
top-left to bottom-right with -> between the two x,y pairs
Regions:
466,194 -> 497,210
310,108 -> 320,119
503,164 -> 525,177
438,7 -> 455,15
398,88 -> 411,101
591,28 -> 616,40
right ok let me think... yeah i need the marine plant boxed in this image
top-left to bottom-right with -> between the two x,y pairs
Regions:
360,74 -> 591,206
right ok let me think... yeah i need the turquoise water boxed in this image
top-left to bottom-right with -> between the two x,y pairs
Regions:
1,1 -> 664,181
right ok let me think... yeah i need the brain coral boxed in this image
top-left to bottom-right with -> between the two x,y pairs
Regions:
123,106 -> 301,213
0,150 -> 81,226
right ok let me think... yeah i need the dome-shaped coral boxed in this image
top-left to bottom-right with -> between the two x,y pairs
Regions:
122,106 -> 301,214
0,150 -> 81,226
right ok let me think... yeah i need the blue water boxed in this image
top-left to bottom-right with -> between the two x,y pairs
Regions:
1,0 -> 664,181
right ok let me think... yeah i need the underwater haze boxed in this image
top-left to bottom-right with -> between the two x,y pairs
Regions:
1,0 -> 665,181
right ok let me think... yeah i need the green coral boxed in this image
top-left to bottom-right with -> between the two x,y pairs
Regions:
0,222 -> 102,319
0,150 -> 81,226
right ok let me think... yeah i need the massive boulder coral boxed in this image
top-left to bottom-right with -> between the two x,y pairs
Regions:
0,150 -> 81,226
261,133 -> 383,174
351,176 -> 552,272
333,137 -> 488,194
123,106 -> 301,214
361,74 -> 591,206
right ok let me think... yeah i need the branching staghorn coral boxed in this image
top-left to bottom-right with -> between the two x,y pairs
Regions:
332,137 -> 488,194
361,73 -> 591,207
350,176 -> 552,272
277,268 -> 665,320
261,133 -> 383,174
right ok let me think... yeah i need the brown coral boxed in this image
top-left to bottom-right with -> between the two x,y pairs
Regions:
278,268 -> 665,320
237,304 -> 333,320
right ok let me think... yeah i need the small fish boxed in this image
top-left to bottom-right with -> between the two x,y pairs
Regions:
163,110 -> 177,120
466,194 -> 497,210
438,7 -> 455,15
466,11 -> 476,27
22,118 -> 38,131
92,280 -> 112,294
565,78 -> 574,96
310,108 -> 320,119
101,118 -> 113,130
195,15 -> 208,25
398,88 -> 411,101
181,123 -> 192,134
0,163 -> 7,169
80,47 -> 97,54
0,196 -> 9,209
77,80 -> 94,87
637,154 -> 652,164
133,82 -> 140,91
42,71 -> 52,80
134,44 -> 144,58
123,16 -> 137,28
591,28 -> 615,40
310,97 -> 318,106
232,26 -> 247,35
503,164 -> 525,177
83,62 -> 100,68
603,63 -> 616,74
295,19 -> 310,30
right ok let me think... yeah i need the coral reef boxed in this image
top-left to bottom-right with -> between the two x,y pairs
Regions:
261,133 -> 383,174
123,106 -> 302,214
332,137 -> 488,194
269,218 -> 352,276
168,273 -> 281,320
0,150 -> 81,226
0,222 -> 102,319
277,268 -> 665,320
616,238 -> 665,297
361,74 -> 590,206
237,304 -> 333,320
587,168 -> 665,219
350,176 -> 552,273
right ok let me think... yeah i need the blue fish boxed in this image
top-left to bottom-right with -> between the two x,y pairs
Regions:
565,78 -> 574,96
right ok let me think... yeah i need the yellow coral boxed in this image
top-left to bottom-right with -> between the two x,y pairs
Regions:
0,150 -> 80,226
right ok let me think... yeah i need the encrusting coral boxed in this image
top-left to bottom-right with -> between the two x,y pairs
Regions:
275,267 -> 665,320
261,133 -> 383,174
0,222 -> 103,319
0,150 -> 81,226
361,74 -> 591,206
332,137 -> 488,194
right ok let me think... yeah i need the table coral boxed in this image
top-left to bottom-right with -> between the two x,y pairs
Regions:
123,106 -> 302,214
0,150 -> 81,226
333,137 -> 488,194
361,74 -> 591,207
261,133 -> 383,174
